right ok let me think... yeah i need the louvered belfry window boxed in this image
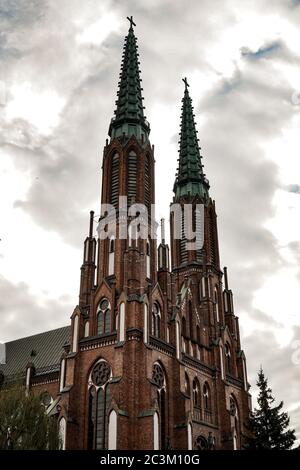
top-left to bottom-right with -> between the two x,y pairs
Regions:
111,153 -> 119,208
195,205 -> 204,262
144,154 -> 150,212
180,209 -> 188,264
209,210 -> 216,265
127,151 -> 137,203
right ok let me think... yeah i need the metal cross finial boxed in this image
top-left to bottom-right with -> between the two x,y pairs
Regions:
127,16 -> 136,29
182,77 -> 189,90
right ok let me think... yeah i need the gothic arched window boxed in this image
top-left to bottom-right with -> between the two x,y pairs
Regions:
152,363 -> 167,450
229,395 -> 239,450
87,360 -> 112,450
192,378 -> 201,408
151,303 -> 160,338
97,299 -> 111,335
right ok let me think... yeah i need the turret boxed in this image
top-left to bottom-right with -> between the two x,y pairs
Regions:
79,211 -> 96,306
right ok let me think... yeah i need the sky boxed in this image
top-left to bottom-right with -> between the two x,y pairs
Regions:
0,0 -> 300,444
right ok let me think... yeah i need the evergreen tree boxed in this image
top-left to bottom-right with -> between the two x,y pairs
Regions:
245,368 -> 296,450
0,385 -> 60,450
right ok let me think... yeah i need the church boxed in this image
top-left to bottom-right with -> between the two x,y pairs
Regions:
0,18 -> 251,450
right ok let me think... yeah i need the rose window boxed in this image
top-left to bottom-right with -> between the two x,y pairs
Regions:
91,361 -> 111,387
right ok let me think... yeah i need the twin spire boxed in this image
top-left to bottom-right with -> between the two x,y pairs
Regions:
109,18 -> 210,199
173,77 -> 210,200
109,16 -> 150,141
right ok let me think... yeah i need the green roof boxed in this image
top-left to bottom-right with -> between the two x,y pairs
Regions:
109,19 -> 150,141
173,79 -> 209,200
0,326 -> 70,380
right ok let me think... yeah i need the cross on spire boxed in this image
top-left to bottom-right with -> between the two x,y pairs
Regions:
182,77 -> 189,90
127,16 -> 136,30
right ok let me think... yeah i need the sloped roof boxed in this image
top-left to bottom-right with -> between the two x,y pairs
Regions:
0,326 -> 70,379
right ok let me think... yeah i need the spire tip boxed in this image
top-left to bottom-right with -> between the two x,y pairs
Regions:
182,77 -> 189,90
127,15 -> 136,30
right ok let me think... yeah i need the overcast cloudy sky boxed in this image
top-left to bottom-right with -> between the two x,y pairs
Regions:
0,0 -> 300,444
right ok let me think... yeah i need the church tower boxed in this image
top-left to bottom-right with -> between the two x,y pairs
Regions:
168,80 -> 251,449
56,18 -> 251,450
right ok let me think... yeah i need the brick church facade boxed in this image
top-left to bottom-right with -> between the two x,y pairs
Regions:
0,19 -> 251,450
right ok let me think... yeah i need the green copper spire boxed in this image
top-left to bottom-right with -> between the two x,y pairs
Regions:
109,17 -> 150,141
173,78 -> 209,200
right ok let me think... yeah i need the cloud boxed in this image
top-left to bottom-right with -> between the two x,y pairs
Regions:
197,53 -> 289,311
0,0 -> 46,26
244,326 -> 300,445
0,275 -> 71,343
241,41 -> 282,61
